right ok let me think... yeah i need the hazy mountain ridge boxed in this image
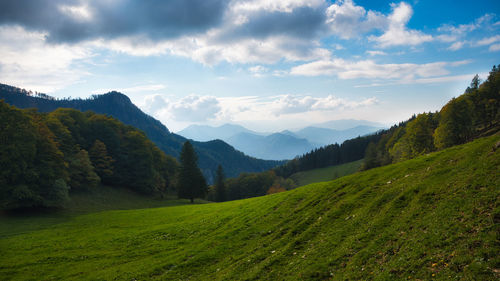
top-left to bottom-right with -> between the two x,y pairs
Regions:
227,132 -> 314,160
178,122 -> 382,160
0,84 -> 282,183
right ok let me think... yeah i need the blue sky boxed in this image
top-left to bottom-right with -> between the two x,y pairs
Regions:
0,0 -> 498,132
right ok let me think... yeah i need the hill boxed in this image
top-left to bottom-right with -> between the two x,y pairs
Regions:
0,85 -> 282,182
1,134 -> 498,280
289,159 -> 363,187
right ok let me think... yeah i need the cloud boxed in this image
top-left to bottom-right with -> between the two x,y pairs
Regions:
144,94 -> 222,122
366,50 -> 387,56
368,2 -> 432,48
249,65 -> 269,77
447,41 -> 466,51
0,25 -> 91,92
325,0 -> 386,39
476,35 -> 500,46
290,59 -> 467,80
490,44 -> 500,52
271,94 -> 378,115
0,0 -> 229,43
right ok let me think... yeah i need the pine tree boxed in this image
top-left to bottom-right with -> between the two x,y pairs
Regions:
215,165 -> 226,202
177,141 -> 207,203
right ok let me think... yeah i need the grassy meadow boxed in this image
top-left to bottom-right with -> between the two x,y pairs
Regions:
289,159 -> 363,187
0,134 -> 499,280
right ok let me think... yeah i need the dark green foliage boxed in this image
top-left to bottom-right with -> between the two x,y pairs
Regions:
0,101 -> 69,209
225,171 -> 277,200
68,149 -> 100,190
177,142 -> 207,203
215,165 -> 226,202
0,102 -> 178,210
89,139 -> 114,182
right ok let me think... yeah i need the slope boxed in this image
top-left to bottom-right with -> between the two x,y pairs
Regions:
290,159 -> 363,187
0,85 -> 282,182
1,134 -> 499,280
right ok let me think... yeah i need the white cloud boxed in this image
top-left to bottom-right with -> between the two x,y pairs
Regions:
366,50 -> 387,56
144,94 -> 222,122
325,0 -> 386,39
270,94 -> 378,115
447,41 -> 465,51
476,35 -> 500,46
369,2 -> 432,48
0,25 -> 92,93
290,59 -> 467,80
229,0 -> 325,14
490,44 -> 500,52
249,65 -> 269,77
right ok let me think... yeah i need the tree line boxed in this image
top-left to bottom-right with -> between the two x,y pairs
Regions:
0,104 -> 179,210
362,65 -> 499,170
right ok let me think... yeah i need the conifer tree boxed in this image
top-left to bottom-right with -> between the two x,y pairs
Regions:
215,165 -> 226,202
177,141 -> 207,203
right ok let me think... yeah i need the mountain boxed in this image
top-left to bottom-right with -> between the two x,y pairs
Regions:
0,84 -> 282,182
293,125 -> 383,146
177,122 -> 381,160
314,119 -> 385,130
177,124 -> 256,142
226,132 -> 315,160
2,134 -> 498,279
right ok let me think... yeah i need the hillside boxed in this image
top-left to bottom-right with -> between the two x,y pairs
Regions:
0,85 -> 282,182
290,159 -> 363,187
1,134 -> 498,280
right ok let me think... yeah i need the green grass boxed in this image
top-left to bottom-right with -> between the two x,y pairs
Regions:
1,134 -> 499,280
290,159 -> 363,187
0,186 -> 206,238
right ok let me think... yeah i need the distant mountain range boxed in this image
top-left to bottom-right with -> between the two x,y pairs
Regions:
0,84 -> 282,183
178,121 -> 384,160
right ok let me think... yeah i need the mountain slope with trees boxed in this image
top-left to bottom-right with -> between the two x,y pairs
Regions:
0,102 -> 178,210
0,85 -> 282,182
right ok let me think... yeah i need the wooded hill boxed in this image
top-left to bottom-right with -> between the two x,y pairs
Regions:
0,86 -> 282,183
0,102 -> 178,209
275,65 -> 500,178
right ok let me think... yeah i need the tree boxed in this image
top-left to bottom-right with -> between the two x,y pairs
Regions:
215,165 -> 226,202
89,139 -> 114,183
68,149 -> 100,190
434,97 -> 474,149
177,141 -> 207,203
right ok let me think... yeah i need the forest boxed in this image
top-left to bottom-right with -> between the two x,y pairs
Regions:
0,104 -> 178,209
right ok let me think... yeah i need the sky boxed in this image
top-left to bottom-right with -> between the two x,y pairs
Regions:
0,0 -> 499,132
